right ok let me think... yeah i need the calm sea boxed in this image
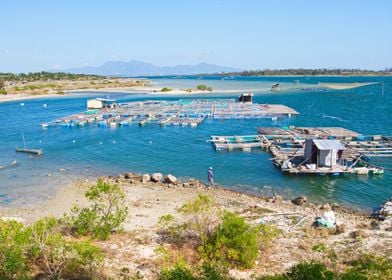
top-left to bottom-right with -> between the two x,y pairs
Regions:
0,76 -> 391,209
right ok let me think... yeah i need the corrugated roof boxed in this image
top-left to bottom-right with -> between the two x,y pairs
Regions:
312,139 -> 346,150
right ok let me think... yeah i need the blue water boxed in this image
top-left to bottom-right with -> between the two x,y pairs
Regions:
0,76 -> 391,209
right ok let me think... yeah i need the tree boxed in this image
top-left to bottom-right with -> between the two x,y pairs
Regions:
67,179 -> 129,240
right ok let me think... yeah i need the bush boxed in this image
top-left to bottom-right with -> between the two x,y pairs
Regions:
30,217 -> 103,279
178,194 -> 220,244
202,211 -> 260,269
160,262 -> 196,280
196,84 -> 207,91
341,254 -> 392,280
286,261 -> 335,280
0,219 -> 32,279
0,89 -> 7,95
67,179 -> 128,240
161,87 -> 172,92
0,218 -> 103,279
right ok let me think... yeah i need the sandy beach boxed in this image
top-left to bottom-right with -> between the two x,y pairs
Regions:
1,172 -> 391,279
319,82 -> 378,90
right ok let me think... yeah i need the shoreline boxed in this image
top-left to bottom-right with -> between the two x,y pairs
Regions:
1,171 -> 390,278
0,80 -> 379,104
0,171 -> 370,224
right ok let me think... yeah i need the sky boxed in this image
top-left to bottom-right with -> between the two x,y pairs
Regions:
1,0 -> 392,72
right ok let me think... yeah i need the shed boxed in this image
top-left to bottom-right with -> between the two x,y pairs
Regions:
238,93 -> 254,103
304,139 -> 346,167
87,98 -> 116,109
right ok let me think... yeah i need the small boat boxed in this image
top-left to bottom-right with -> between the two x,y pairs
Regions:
15,148 -> 43,156
0,160 -> 18,170
15,133 -> 43,156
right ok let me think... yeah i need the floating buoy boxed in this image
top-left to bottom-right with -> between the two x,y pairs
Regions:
39,140 -> 42,144
99,141 -> 103,145
112,140 -> 116,144
72,140 -> 76,143
20,103 -> 25,106
149,141 -> 152,144
43,104 -> 47,108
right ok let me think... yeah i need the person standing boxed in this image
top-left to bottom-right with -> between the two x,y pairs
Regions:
207,167 -> 214,186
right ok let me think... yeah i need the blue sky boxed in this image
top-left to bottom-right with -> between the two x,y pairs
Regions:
1,0 -> 392,72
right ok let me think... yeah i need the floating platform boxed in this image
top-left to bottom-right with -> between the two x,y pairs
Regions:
211,126 -> 391,176
42,99 -> 299,129
210,135 -> 266,151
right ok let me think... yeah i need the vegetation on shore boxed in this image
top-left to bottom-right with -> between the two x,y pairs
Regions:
1,174 -> 391,279
209,68 -> 392,77
0,71 -> 149,96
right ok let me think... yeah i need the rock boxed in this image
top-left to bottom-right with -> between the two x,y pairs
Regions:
124,172 -> 133,179
350,229 -> 369,239
273,195 -> 283,203
164,174 -> 177,184
320,203 -> 331,210
188,179 -> 202,188
151,173 -> 163,183
331,203 -> 341,211
142,174 -> 151,184
59,168 -> 66,172
292,196 -> 307,206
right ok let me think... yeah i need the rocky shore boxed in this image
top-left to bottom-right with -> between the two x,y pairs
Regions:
1,172 -> 391,279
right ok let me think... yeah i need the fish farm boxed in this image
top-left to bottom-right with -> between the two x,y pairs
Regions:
41,98 -> 299,129
210,126 -> 392,176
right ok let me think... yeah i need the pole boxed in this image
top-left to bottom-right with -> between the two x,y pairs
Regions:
22,132 -> 26,149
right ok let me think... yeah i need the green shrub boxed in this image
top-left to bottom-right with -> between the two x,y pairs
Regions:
67,179 -> 128,240
286,261 -> 335,280
161,87 -> 172,92
206,87 -> 213,91
160,262 -> 196,280
202,211 -> 260,269
30,217 -> 103,279
341,254 -> 392,280
0,89 -> 7,95
196,84 -> 207,91
178,194 -> 220,244
0,219 -> 32,279
198,262 -> 228,280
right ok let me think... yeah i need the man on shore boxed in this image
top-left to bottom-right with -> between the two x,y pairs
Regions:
207,167 -> 214,187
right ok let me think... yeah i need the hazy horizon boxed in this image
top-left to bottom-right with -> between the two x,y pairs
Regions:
1,0 -> 392,72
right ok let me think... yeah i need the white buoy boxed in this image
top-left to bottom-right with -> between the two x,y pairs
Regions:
20,103 -> 25,106
99,141 -> 103,145
39,140 -> 42,143
43,104 -> 47,108
72,140 -> 76,143
149,141 -> 152,144
112,140 -> 116,144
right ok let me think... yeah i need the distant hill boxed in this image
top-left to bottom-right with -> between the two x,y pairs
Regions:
63,61 -> 242,76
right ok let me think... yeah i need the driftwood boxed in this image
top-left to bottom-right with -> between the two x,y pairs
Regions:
289,215 -> 309,232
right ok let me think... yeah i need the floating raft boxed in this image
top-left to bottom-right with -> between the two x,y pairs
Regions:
210,135 -> 267,151
211,126 -> 390,176
42,99 -> 299,129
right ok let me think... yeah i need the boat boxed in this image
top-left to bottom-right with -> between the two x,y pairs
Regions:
0,160 -> 18,170
15,148 -> 43,156
15,133 -> 43,156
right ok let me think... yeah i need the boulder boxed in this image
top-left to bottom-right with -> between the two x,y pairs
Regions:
142,174 -> 151,184
151,173 -> 163,183
164,174 -> 178,184
292,196 -> 307,206
320,203 -> 331,210
124,172 -> 133,179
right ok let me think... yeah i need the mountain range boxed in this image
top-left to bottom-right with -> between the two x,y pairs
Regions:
62,61 -> 242,76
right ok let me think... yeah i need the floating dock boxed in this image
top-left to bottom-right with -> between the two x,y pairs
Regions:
210,126 -> 391,176
42,99 -> 299,129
